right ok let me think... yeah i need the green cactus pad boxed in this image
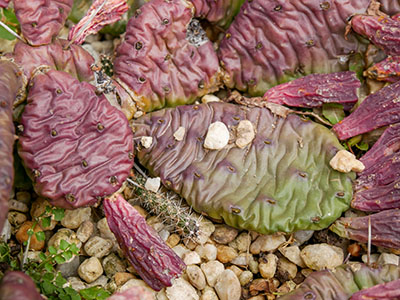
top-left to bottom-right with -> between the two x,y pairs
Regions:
132,102 -> 354,234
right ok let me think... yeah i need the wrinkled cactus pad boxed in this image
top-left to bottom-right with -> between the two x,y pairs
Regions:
13,0 -> 73,46
218,0 -> 369,96
352,124 -> 400,211
333,80 -> 400,140
191,0 -> 245,28
263,71 -> 360,108
0,60 -> 25,233
0,271 -> 43,300
279,263 -> 400,300
330,209 -> 400,250
365,56 -> 400,83
104,193 -> 186,291
0,0 -> 9,8
351,278 -> 400,300
18,70 -> 134,209
107,286 -> 154,300
11,39 -> 94,82
379,0 -> 400,15
114,0 -> 221,113
132,102 -> 354,234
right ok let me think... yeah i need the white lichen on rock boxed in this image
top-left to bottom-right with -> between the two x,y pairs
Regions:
235,120 -> 255,148
329,149 -> 365,173
204,121 -> 230,150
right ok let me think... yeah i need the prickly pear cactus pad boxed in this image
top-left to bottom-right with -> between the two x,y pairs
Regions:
218,0 -> 370,96
132,102 -> 354,234
113,0 -> 221,113
0,0 -> 9,8
13,0 -> 73,46
191,0 -> 245,28
378,0 -> 400,15
18,70 -> 134,209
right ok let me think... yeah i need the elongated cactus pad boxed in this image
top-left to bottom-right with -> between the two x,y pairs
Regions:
0,0 -> 9,8
191,0 -> 245,28
365,56 -> 400,83
0,271 -> 43,300
330,209 -> 400,250
18,70 -> 134,208
263,71 -> 360,108
114,0 -> 221,113
379,0 -> 400,15
351,279 -> 400,300
104,193 -> 186,291
333,80 -> 400,140
107,286 -> 154,300
13,0 -> 73,46
218,0 -> 370,96
11,39 -> 94,82
352,124 -> 400,211
279,263 -> 400,300
132,102 -> 354,234
350,14 -> 400,56
0,60 -> 25,232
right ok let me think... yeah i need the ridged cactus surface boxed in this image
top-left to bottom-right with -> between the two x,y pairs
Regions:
18,70 -> 134,209
132,102 -> 354,234
114,0 -> 221,113
218,0 -> 370,96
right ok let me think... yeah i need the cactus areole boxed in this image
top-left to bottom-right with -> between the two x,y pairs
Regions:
132,102 -> 354,234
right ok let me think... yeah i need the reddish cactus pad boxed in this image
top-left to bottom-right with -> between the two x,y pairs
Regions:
18,70 -> 134,209
0,271 -> 43,300
330,209 -> 400,250
104,193 -> 185,291
11,39 -> 94,82
333,80 -> 400,140
218,0 -> 369,96
351,279 -> 400,300
107,286 -> 154,300
13,0 -> 73,46
365,56 -> 400,83
379,0 -> 400,15
114,0 -> 221,113
350,14 -> 400,57
0,0 -> 10,8
263,71 -> 360,108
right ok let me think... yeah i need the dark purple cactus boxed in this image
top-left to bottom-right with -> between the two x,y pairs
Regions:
263,71 -> 360,108
13,0 -> 73,46
10,39 -> 94,82
351,124 -> 400,211
365,56 -> 400,83
113,0 -> 221,113
330,209 -> 400,250
351,279 -> 400,300
0,271 -> 43,300
18,70 -> 134,209
0,60 -> 25,232
333,80 -> 400,140
218,0 -> 370,96
106,286 -> 154,300
379,0 -> 400,16
103,193 -> 186,291
0,0 -> 10,8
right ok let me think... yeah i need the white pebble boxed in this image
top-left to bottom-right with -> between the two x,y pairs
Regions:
76,220 -> 94,243
301,244 -> 344,270
377,253 -> 399,266
235,120 -> 255,148
61,207 -> 91,229
84,236 -> 113,258
166,278 -> 199,300
259,253 -> 278,279
183,251 -> 202,265
141,136 -> 153,149
195,244 -> 217,261
250,234 -> 286,254
186,265 -> 206,290
204,121 -> 230,150
330,150 -> 365,173
78,257 -> 103,283
145,177 -> 161,193
200,261 -> 225,287
215,270 -> 241,300
173,127 -> 186,141
279,246 -> 306,268
201,94 -> 220,103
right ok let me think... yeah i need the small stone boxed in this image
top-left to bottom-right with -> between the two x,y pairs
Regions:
201,261 -> 225,287
172,244 -> 191,258
201,94 -> 220,103
279,246 -> 306,268
145,177 -> 161,193
235,120 -> 255,148
1,219 -> 11,241
173,126 -> 186,141
196,244 -> 217,261
57,255 -> 80,278
217,245 -> 238,263
259,254 -> 278,279
118,279 -> 155,297
157,289 -> 169,300
86,275 -> 109,288
84,236 -> 113,258
249,279 -> 271,296
277,257 -> 298,281
248,296 -> 266,300
158,229 -> 170,242
186,265 -> 206,290
8,211 -> 27,227
231,253 -> 253,266
166,278 -> 199,300
30,198 -> 57,230
97,218 -> 116,241
377,253 -> 399,266
239,270 -> 253,286
132,205 -> 148,218
77,220 -> 94,243
301,268 -> 314,278
361,253 -> 379,264
276,280 -> 296,294
229,232 -> 251,252
78,257 -> 103,283
16,191 -> 31,204
250,234 -> 286,255
204,121 -> 230,150
301,243 -> 344,270
167,234 -> 180,248
248,258 -> 259,274
114,272 -> 135,286
141,136 -> 153,148
329,149 -> 365,173
61,207 -> 91,229
184,238 -> 198,250
196,218 -> 215,245
103,253 -> 126,277
201,287 -> 219,300
68,277 -> 87,291
212,225 -> 238,244
227,265 -> 243,278
48,228 -> 82,250
183,251 -> 202,265
215,269 -> 241,300
292,230 -> 314,246
16,221 -> 45,251
9,199 -> 29,213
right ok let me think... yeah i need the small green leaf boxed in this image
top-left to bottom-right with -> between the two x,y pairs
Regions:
53,208 -> 65,221
0,25 -> 16,40
45,206 -> 52,213
80,287 -> 111,300
39,252 -> 47,261
69,244 -> 80,255
60,239 -> 69,251
54,255 -> 66,264
42,216 -> 51,229
35,231 -> 45,242
43,272 -> 55,281
62,250 -> 73,261
27,229 -> 34,237
48,246 -> 57,255
41,280 -> 56,294
44,262 -> 54,272
348,135 -> 362,147
356,141 -> 369,151
3,8 -> 18,25
322,103 -> 345,125
55,272 -> 67,287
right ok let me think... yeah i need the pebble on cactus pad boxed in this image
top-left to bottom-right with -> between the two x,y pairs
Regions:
18,69 -> 134,208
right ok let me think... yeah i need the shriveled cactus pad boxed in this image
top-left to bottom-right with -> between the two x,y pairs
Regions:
18,70 -> 134,209
132,103 -> 354,234
114,0 -> 221,112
